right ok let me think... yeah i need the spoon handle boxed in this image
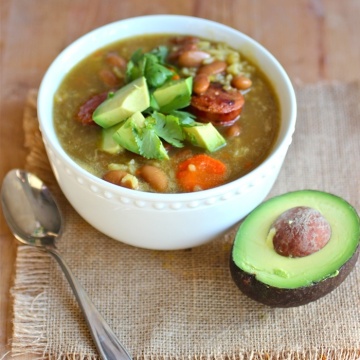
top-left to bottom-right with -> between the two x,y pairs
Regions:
47,247 -> 132,360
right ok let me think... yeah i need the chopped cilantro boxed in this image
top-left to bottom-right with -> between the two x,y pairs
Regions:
170,110 -> 197,126
150,46 -> 169,63
150,112 -> 184,148
138,127 -> 168,160
126,47 -> 174,88
107,48 -> 227,160
145,62 -> 173,88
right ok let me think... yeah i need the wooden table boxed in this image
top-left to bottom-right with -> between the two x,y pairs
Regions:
1,0 -> 359,356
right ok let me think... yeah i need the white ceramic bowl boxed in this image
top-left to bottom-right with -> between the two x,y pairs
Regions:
38,15 -> 296,250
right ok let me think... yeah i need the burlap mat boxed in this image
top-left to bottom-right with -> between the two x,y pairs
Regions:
9,82 -> 360,360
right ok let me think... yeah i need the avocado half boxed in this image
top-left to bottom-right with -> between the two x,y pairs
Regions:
230,190 -> 360,307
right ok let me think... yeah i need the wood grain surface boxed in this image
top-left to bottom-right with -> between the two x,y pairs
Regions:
1,0 -> 360,356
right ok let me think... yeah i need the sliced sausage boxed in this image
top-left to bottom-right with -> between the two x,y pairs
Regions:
190,83 -> 245,126
76,92 -> 108,125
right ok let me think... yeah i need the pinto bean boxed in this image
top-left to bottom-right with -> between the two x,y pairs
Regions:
231,75 -> 252,90
106,52 -> 127,70
137,165 -> 169,192
193,74 -> 210,94
167,43 -> 198,62
99,68 -> 119,87
170,36 -> 199,45
102,170 -> 128,186
197,60 -> 227,76
178,50 -> 211,68
103,170 -> 139,190
225,123 -> 242,137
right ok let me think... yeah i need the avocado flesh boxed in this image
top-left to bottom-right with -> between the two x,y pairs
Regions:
112,111 -> 145,154
232,190 -> 360,289
152,77 -> 192,113
100,125 -> 124,154
93,76 -> 150,128
112,111 -> 169,159
184,123 -> 226,152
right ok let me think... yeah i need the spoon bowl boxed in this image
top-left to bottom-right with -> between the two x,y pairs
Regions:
1,169 -> 62,248
1,169 -> 132,360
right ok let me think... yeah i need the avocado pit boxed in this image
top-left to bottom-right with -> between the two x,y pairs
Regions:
271,206 -> 332,258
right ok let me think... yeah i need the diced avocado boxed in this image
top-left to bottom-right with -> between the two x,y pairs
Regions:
149,94 -> 160,111
230,190 -> 360,307
93,76 -> 150,128
184,122 -> 226,152
112,111 -> 146,154
113,111 -> 169,160
100,125 -> 124,154
152,77 -> 192,113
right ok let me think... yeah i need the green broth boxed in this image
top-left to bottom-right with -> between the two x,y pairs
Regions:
54,34 -> 280,193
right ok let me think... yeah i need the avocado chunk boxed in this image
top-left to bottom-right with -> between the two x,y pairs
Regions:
152,77 -> 193,113
230,190 -> 360,307
112,111 -> 146,154
184,122 -> 226,152
100,125 -> 124,154
93,76 -> 150,128
112,111 -> 169,159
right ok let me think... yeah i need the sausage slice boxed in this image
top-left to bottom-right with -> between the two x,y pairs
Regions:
76,92 -> 108,125
190,83 -> 244,126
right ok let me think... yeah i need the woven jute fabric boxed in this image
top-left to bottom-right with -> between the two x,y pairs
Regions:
9,82 -> 360,360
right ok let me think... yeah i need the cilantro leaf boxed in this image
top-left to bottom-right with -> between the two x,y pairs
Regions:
130,48 -> 144,63
145,61 -> 173,88
138,127 -> 169,160
150,46 -> 169,63
170,110 -> 197,126
126,48 -> 174,88
126,49 -> 145,82
150,112 -> 184,148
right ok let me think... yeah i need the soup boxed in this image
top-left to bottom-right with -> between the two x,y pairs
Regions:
54,34 -> 280,193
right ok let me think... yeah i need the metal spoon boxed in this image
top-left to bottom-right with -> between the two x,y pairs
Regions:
1,169 -> 132,360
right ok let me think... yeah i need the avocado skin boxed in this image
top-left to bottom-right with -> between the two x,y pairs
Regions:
230,243 -> 359,307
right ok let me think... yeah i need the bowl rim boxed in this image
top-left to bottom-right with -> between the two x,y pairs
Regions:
38,14 -> 297,202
